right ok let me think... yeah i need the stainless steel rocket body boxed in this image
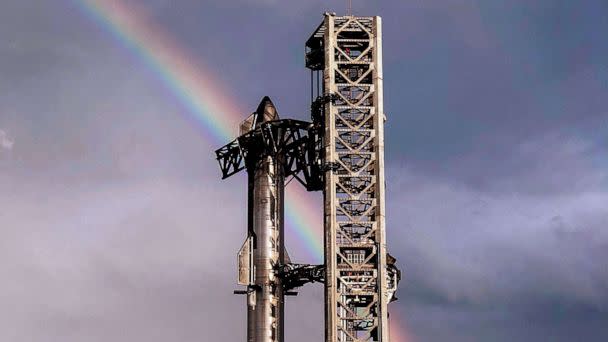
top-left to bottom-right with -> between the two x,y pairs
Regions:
246,149 -> 285,342
217,96 -> 330,342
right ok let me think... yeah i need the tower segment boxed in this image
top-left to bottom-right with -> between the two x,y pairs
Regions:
306,14 -> 400,342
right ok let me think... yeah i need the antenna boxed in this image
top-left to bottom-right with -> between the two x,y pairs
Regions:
347,0 -> 352,16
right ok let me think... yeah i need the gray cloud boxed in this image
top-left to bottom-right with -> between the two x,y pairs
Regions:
1,0 -> 606,341
0,177 -> 245,341
388,131 -> 608,340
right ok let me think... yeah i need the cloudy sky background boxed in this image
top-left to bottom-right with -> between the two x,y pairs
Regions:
1,0 -> 607,341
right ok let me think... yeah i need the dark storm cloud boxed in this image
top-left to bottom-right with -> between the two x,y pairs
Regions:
379,1 -> 608,167
1,0 -> 606,341
387,130 -> 608,340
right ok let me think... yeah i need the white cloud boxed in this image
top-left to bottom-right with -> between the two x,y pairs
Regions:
0,129 -> 14,151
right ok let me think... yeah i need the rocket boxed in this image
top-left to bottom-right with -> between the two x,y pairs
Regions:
216,97 -> 323,342
234,97 -> 288,342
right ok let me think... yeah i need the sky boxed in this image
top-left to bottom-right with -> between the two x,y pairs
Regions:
0,0 -> 607,341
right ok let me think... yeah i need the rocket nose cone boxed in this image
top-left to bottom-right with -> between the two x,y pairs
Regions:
256,96 -> 280,122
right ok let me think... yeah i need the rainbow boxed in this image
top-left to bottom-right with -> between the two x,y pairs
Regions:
74,0 -> 408,340
73,0 -> 241,143
390,310 -> 415,342
73,0 -> 323,262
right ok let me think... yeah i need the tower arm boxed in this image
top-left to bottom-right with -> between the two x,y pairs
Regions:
216,119 -> 324,191
215,139 -> 245,179
278,263 -> 325,292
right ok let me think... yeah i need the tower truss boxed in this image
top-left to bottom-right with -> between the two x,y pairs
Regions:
306,14 -> 400,342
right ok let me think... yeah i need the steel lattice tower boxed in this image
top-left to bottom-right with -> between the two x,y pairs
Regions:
306,14 -> 399,342
216,12 -> 399,342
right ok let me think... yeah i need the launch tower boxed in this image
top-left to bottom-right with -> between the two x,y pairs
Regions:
306,14 -> 399,342
216,12 -> 399,342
